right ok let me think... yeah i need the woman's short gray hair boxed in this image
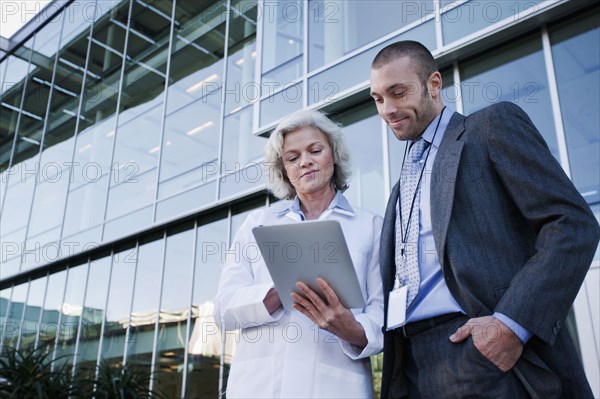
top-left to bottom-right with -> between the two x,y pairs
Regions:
265,109 -> 352,200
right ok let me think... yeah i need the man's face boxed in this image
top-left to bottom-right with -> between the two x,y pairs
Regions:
370,56 -> 441,141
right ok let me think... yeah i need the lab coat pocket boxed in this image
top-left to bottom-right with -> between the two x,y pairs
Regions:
226,356 -> 275,398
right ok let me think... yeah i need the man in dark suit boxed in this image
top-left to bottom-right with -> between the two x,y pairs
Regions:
370,40 -> 600,398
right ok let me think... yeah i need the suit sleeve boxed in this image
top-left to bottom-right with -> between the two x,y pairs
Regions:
484,102 -> 600,344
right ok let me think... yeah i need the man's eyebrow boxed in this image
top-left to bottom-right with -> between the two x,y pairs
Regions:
371,83 -> 409,96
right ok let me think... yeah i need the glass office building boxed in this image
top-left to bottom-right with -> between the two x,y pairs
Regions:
1,0 -> 598,397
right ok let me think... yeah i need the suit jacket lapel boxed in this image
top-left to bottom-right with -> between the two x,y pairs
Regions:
431,113 -> 465,269
381,180 -> 400,329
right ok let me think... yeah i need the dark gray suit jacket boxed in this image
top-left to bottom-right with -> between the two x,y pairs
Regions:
380,102 -> 600,398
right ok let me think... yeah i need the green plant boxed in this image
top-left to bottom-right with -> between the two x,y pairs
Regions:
0,348 -> 166,399
93,360 -> 167,399
0,347 -> 91,398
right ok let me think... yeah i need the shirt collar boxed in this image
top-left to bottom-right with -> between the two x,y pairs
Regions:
419,106 -> 455,149
275,190 -> 355,220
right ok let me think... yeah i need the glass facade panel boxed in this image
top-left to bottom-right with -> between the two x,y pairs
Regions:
79,0 -> 128,128
260,83 -> 303,126
337,105 -> 385,215
262,0 -> 303,85
117,0 -> 171,121
77,253 -> 111,377
156,181 -> 217,224
19,277 -> 47,351
38,270 -> 67,355
166,0 -> 226,114
159,96 -> 220,199
308,0 -> 433,71
101,243 -> 137,367
307,20 -> 436,106
2,283 -> 28,352
186,211 -> 228,398
126,233 -> 163,390
442,0 -> 545,45
222,105 -> 263,170
155,224 -> 194,398
224,0 -> 258,114
0,287 -> 12,351
551,12 -> 600,204
460,37 -> 559,159
54,263 -> 88,366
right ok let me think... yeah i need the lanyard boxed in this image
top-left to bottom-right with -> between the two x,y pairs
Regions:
397,106 -> 446,257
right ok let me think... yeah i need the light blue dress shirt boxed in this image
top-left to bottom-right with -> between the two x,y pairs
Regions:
402,108 -> 531,343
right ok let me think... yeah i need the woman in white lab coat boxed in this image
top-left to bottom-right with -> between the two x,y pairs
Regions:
213,109 -> 383,398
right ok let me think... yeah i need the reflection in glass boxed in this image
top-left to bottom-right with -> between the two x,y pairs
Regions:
101,244 -> 137,368
55,264 -> 88,367
308,0 -> 432,71
117,0 -> 171,120
225,0 -> 258,114
38,271 -> 67,356
262,0 -> 303,85
336,105 -> 384,215
442,1 -> 544,45
79,0 -> 129,128
166,0 -> 226,114
125,233 -> 163,391
155,224 -> 195,397
222,106 -> 264,172
186,212 -> 228,398
1,283 -> 27,353
76,253 -> 111,378
551,13 -> 600,203
159,96 -> 220,199
19,277 -> 47,351
260,82 -> 303,126
460,37 -> 559,159
156,181 -> 217,223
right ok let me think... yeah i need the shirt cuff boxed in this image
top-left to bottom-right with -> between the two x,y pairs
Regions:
493,312 -> 532,343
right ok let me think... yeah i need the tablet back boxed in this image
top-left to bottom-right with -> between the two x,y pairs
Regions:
252,220 -> 366,311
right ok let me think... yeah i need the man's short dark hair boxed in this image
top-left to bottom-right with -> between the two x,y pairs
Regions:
371,40 -> 438,85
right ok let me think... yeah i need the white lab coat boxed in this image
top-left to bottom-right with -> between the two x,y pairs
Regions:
213,194 -> 384,398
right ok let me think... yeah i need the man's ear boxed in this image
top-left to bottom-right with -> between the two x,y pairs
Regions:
428,71 -> 443,99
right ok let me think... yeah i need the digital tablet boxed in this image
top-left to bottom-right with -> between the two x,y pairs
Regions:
252,220 -> 366,311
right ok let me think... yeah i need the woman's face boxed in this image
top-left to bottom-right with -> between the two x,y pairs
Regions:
281,126 -> 335,198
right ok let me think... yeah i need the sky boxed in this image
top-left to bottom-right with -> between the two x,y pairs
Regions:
1,0 -> 52,38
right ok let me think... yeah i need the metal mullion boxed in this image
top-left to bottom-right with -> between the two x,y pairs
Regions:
100,0 -> 135,241
381,117 -> 391,201
0,39 -> 37,220
180,218 -> 199,397
148,230 -> 168,394
94,249 -> 116,391
71,258 -> 92,376
33,271 -> 50,350
122,240 -> 140,366
215,0 -> 232,201
434,0 -> 443,50
0,286 -> 13,353
452,61 -> 463,115
252,0 -> 264,132
302,0 -> 308,108
152,0 -> 178,223
50,267 -> 70,371
541,24 -> 571,178
14,279 -> 31,351
19,12 -> 67,272
218,206 -> 233,398
58,0 -> 99,246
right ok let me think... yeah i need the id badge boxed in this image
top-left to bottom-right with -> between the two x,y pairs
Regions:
386,285 -> 408,331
